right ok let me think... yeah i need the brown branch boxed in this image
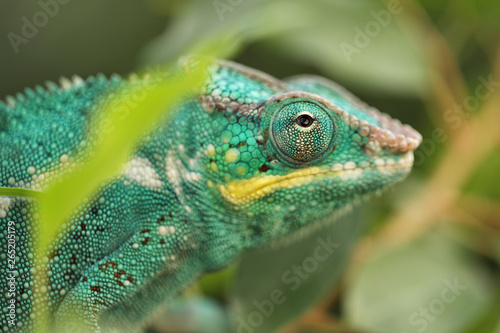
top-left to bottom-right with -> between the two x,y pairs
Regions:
279,309 -> 361,333
457,195 -> 500,230
385,0 -> 468,133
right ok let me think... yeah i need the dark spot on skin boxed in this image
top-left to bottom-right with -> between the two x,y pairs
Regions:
256,136 -> 265,145
261,129 -> 269,144
141,237 -> 151,246
91,207 -> 98,216
48,249 -> 59,259
80,221 -> 86,231
168,212 -> 173,218
114,270 -> 125,279
140,229 -> 151,234
82,277 -> 88,283
116,281 -> 124,287
99,260 -> 118,272
90,286 -> 101,293
237,142 -> 247,148
259,164 -> 272,172
126,275 -> 136,284
160,239 -> 165,244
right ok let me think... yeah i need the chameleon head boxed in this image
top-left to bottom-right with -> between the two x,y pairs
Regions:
201,67 -> 422,244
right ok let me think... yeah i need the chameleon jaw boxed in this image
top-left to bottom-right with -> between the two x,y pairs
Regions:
218,152 -> 415,205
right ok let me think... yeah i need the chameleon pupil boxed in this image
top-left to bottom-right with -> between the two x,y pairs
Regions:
297,114 -> 313,127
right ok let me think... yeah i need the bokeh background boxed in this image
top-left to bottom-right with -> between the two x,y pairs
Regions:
1,1 -> 499,332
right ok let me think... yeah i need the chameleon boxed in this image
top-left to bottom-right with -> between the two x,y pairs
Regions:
0,58 -> 422,332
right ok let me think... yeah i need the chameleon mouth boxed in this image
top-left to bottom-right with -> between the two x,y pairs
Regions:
218,153 -> 414,205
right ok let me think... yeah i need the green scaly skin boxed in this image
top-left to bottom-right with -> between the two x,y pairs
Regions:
0,58 -> 422,332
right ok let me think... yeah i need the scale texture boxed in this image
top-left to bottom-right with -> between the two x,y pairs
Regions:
0,59 -> 422,332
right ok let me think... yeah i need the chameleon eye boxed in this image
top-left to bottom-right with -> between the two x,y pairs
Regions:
270,101 -> 335,165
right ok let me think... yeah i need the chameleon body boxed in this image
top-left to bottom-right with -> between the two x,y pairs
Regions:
0,59 -> 422,332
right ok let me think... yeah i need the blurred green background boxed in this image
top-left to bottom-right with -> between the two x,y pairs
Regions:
1,0 -> 499,332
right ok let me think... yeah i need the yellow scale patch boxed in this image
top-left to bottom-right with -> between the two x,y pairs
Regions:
219,166 -> 328,205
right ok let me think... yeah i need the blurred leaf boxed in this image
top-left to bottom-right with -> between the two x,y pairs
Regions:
198,263 -> 238,300
269,2 -> 429,96
141,0 -> 429,96
34,39 -> 240,329
345,229 -> 494,333
32,59 -> 211,332
462,285 -> 500,333
0,187 -> 42,200
496,237 -> 500,264
229,208 -> 362,332
459,0 -> 500,23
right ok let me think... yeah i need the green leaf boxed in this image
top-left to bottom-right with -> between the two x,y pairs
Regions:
32,38 -> 240,331
198,263 -> 238,299
345,229 -> 494,333
461,285 -> 500,333
0,187 -> 42,200
229,208 -> 362,332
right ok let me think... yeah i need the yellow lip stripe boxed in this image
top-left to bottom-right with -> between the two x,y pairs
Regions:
218,153 -> 415,205
218,166 -> 323,205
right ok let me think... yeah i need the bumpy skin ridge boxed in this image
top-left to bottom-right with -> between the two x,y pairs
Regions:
0,59 -> 421,332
